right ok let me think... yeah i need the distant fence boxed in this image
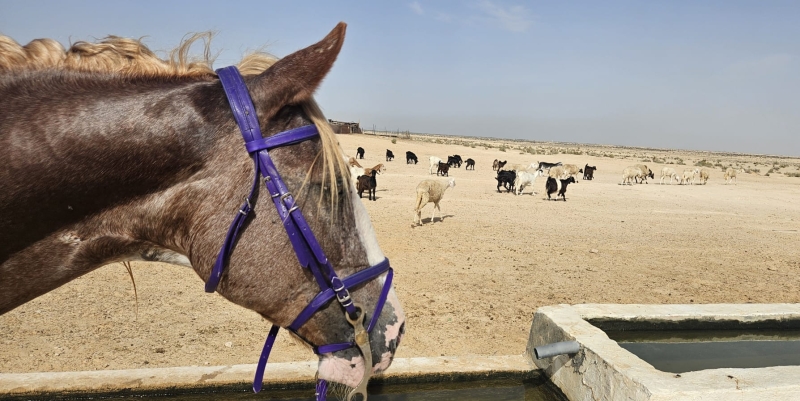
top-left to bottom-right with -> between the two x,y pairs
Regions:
362,130 -> 411,139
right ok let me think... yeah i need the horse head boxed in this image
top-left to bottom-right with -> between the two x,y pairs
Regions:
0,22 -> 404,396
205,24 -> 405,392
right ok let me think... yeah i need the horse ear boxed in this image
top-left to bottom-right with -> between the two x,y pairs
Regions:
249,22 -> 346,120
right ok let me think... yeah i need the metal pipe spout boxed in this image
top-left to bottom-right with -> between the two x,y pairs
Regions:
534,340 -> 580,359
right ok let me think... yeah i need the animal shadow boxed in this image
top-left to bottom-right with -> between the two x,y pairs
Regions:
416,214 -> 454,225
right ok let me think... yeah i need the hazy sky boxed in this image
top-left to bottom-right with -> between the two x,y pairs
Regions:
2,1 -> 798,156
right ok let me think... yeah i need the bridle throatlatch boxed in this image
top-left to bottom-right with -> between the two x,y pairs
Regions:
205,66 -> 394,401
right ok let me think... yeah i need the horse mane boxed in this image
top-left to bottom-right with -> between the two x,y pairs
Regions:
0,33 -> 350,209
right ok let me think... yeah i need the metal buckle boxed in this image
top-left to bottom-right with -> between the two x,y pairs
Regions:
337,291 -> 353,307
345,305 -> 372,401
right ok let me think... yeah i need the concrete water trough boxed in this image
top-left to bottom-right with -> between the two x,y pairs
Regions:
527,303 -> 800,401
0,354 -> 564,400
6,303 -> 800,400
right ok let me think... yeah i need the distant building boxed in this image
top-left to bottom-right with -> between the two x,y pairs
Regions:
328,119 -> 362,134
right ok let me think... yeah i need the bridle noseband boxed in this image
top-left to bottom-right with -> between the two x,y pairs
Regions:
205,66 -> 393,400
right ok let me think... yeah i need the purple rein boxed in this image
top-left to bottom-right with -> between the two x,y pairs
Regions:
207,66 -> 393,400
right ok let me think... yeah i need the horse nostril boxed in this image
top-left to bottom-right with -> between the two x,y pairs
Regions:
396,322 -> 406,347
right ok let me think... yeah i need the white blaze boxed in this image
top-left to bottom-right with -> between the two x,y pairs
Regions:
349,185 -> 385,266
316,180 -> 406,387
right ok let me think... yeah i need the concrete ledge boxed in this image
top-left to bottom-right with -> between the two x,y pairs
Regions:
527,303 -> 800,401
0,354 -> 535,396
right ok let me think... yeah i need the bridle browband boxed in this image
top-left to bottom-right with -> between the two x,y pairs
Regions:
205,66 -> 393,400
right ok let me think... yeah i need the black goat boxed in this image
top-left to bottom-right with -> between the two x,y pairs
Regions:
386,149 -> 394,161
546,176 -> 576,201
437,162 -> 450,176
406,151 -> 418,164
495,170 -> 516,193
447,155 -> 463,168
356,146 -> 365,159
465,158 -> 475,170
583,164 -> 597,180
537,161 -> 562,171
356,170 -> 377,201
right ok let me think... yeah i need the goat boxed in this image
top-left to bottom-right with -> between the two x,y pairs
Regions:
356,170 -> 377,201
514,168 -> 545,195
406,151 -> 418,164
437,161 -> 450,176
465,158 -> 475,170
447,155 -> 463,168
537,161 -> 562,171
546,176 -> 576,201
386,149 -> 394,162
583,164 -> 597,180
495,170 -> 516,193
356,146 -> 365,159
492,159 -> 499,171
429,156 -> 443,174
413,178 -> 456,226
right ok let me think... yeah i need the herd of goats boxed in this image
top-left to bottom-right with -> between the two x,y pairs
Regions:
349,146 -> 740,225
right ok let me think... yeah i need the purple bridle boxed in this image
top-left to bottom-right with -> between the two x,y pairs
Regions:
205,66 -> 394,400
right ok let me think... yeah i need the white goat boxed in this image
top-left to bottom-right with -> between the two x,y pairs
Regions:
514,168 -> 546,195
413,178 -> 456,226
429,156 -> 442,175
660,167 -> 680,185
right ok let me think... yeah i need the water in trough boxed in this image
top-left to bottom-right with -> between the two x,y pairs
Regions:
606,328 -> 800,373
6,377 -> 567,401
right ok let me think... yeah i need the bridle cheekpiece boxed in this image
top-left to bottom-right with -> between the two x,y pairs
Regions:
205,66 -> 393,401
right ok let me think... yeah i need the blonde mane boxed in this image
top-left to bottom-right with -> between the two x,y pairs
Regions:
0,32 -> 350,208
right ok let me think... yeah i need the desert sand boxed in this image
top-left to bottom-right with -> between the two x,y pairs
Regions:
2,132 -> 799,375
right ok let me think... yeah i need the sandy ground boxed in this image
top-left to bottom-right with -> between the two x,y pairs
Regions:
2,133 -> 799,375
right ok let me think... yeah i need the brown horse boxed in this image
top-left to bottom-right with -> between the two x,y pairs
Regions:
0,23 -> 404,394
